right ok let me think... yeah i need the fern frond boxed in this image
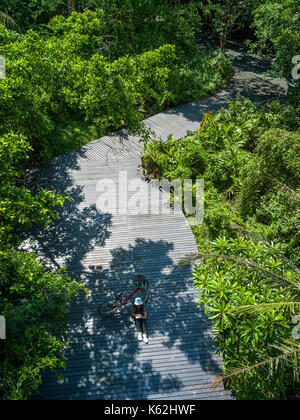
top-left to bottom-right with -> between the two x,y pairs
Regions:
180,253 -> 300,289
230,222 -> 300,274
213,347 -> 300,389
231,301 -> 300,316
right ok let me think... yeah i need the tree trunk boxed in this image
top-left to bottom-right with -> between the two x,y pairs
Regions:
220,36 -> 226,52
68,0 -> 76,16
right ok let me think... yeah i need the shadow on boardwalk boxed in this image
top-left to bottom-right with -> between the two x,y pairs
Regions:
26,149 -> 222,400
22,148 -> 112,271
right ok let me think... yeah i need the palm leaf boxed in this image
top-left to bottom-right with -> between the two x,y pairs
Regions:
180,253 -> 300,289
230,222 -> 300,274
231,301 -> 300,316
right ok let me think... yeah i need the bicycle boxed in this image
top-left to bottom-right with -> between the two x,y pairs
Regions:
97,275 -> 149,317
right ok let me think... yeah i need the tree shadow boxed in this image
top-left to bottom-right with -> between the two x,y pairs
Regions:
21,149 -> 112,272
226,72 -> 287,103
33,236 -> 224,400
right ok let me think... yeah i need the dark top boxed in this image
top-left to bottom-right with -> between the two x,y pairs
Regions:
131,304 -> 147,320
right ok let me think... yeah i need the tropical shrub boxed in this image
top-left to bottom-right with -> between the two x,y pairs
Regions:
79,44 -> 178,131
0,133 -> 83,400
251,0 -> 300,78
238,129 -> 300,257
0,19 -> 178,161
142,98 -> 300,398
0,0 -> 63,31
191,236 -> 300,400
0,8 -> 233,163
250,0 -> 300,105
88,0 -> 202,59
0,250 -> 82,400
0,133 -> 67,249
202,0 -> 258,50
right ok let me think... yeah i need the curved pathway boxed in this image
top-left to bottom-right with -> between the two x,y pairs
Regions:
26,43 -> 287,400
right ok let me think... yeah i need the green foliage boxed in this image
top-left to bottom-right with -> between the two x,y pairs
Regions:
0,250 -> 83,400
166,50 -> 234,105
0,0 -> 64,31
0,8 -> 232,163
202,0 -> 258,49
79,44 -> 178,131
238,129 -> 300,255
0,133 -> 82,400
142,98 -> 300,398
143,98 -> 300,255
88,0 -> 202,59
48,9 -> 106,58
248,0 -> 300,108
251,0 -> 300,78
0,18 -> 174,161
1,0 -> 202,41
0,133 -> 67,249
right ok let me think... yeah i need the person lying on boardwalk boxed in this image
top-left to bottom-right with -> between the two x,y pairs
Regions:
131,297 -> 148,344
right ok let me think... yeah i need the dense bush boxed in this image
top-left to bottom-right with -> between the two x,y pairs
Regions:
250,0 -> 300,78
192,236 -> 299,400
0,249 -> 82,400
239,128 -> 300,212
0,133 -> 83,400
86,0 -> 202,59
0,19 -> 177,161
249,0 -> 300,106
0,133 -> 67,249
142,98 -> 300,251
79,44 -> 178,130
0,0 -> 63,31
1,0 -> 202,41
201,0 -> 259,49
0,8 -> 232,163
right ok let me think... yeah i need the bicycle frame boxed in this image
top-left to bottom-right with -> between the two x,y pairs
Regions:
112,286 -> 140,307
122,286 -> 140,304
98,275 -> 148,317
112,275 -> 146,307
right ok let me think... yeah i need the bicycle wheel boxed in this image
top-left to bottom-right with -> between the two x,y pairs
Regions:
97,298 -> 120,317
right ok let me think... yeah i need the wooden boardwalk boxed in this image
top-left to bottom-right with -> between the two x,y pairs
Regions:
25,45 -> 287,400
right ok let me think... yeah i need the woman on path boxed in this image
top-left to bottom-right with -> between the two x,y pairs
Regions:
131,297 -> 148,344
